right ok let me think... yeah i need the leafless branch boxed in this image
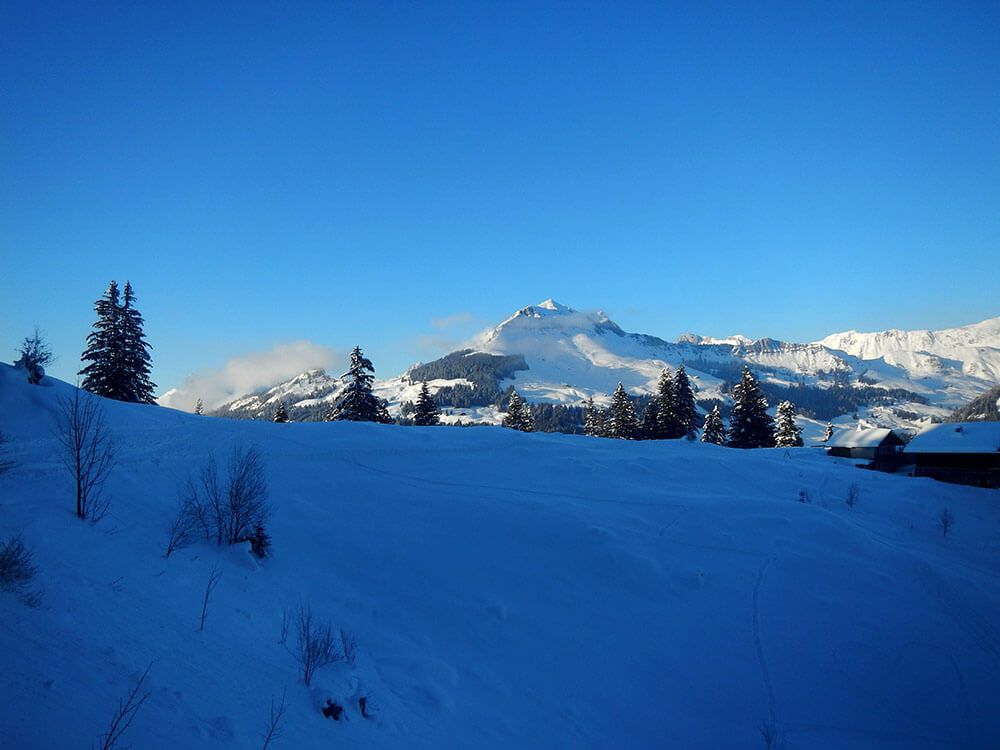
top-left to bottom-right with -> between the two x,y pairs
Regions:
260,691 -> 287,750
97,663 -> 152,750
56,389 -> 116,521
198,565 -> 223,631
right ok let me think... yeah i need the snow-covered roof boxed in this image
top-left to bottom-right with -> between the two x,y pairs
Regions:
905,422 -> 1000,455
827,427 -> 900,449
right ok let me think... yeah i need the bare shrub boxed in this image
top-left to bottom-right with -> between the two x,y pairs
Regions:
940,508 -> 954,537
171,446 -> 270,550
260,692 -> 287,750
56,389 -> 116,521
199,565 -> 223,631
0,535 -> 37,592
293,603 -> 340,686
279,607 -> 291,645
846,482 -> 860,509
97,663 -> 152,750
340,629 -> 358,665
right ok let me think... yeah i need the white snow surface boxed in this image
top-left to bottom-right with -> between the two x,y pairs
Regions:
906,422 -> 1000,455
3,365 -> 1000,748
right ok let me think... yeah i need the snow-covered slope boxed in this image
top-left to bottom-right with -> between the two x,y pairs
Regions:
3,366 -> 1000,749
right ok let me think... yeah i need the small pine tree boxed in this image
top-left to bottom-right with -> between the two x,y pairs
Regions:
412,382 -> 441,426
701,404 -> 727,445
273,402 -> 289,423
194,399 -> 204,416
583,397 -> 607,437
673,364 -> 697,440
655,369 -> 677,439
773,401 -> 803,447
502,390 -> 533,432
327,347 -> 393,423
728,366 -> 775,449
248,524 -> 271,558
607,383 -> 638,439
822,423 -> 833,442
15,327 -> 54,385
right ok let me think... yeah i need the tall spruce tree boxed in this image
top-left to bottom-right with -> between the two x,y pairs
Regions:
607,383 -> 638,439
119,282 -> 157,403
326,346 -> 393,423
80,280 -> 156,403
773,400 -> 803,447
728,366 -> 775,448
80,281 -> 122,398
701,404 -> 727,445
655,369 -> 677,439
502,389 -> 533,432
673,364 -> 697,440
273,402 -> 289,423
412,382 -> 441,426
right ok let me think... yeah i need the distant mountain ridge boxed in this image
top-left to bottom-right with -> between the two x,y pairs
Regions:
212,300 -> 1000,436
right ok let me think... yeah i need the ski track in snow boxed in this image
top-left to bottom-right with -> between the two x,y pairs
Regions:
752,556 -> 777,731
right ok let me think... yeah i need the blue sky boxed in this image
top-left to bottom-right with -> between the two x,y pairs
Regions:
2,1 -> 998,403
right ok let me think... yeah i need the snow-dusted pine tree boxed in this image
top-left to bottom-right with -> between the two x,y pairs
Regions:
502,390 -> 533,432
673,364 -> 697,440
607,383 -> 638,439
15,328 -> 53,385
583,397 -> 607,437
326,347 -> 393,423
701,404 -> 727,445
728,366 -> 775,449
194,399 -> 204,416
655,369 -> 677,439
822,423 -> 833,442
413,382 -> 441,426
273,402 -> 289,423
773,400 -> 803,447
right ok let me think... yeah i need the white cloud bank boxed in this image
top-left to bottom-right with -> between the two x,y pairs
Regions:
158,341 -> 341,413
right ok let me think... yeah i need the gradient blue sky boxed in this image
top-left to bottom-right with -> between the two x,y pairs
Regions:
3,1 -> 998,399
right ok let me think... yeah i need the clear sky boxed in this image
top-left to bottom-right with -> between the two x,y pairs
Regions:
2,1 -> 998,405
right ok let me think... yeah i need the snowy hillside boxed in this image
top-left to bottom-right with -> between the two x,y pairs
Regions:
210,301 -> 999,434
3,366 -> 1000,749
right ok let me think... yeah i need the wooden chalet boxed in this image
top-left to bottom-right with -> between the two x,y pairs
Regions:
826,427 -> 907,471
903,422 -> 1000,489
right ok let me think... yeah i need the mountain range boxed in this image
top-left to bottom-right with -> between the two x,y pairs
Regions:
211,300 -> 1000,437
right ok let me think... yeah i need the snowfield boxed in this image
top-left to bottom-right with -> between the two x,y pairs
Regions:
2,363 -> 1000,749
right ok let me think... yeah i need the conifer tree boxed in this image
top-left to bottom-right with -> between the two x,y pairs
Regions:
773,400 -> 803,447
822,423 -> 834,442
15,327 -> 54,385
273,402 -> 289,423
701,404 -> 727,445
80,281 -> 122,398
639,400 -> 659,440
413,382 -> 441,426
80,280 -> 156,403
728,366 -> 775,449
583,397 -> 607,437
194,399 -> 204,416
502,389 -> 533,432
326,346 -> 393,423
655,369 -> 677,439
607,383 -> 638,439
119,282 -> 157,403
673,364 -> 697,440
